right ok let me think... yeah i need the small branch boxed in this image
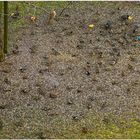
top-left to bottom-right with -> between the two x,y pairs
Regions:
59,2 -> 73,17
4,1 -> 8,54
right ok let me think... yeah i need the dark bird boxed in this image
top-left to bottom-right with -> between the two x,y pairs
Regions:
11,5 -> 19,19
104,20 -> 112,30
120,15 -> 129,21
132,24 -> 139,33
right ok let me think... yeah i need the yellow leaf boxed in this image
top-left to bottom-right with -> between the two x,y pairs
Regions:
128,16 -> 133,20
11,13 -> 15,16
31,16 -> 36,22
88,24 -> 94,28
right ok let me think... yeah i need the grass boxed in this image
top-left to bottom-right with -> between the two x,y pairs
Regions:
51,116 -> 140,139
8,2 -> 68,29
0,111 -> 140,139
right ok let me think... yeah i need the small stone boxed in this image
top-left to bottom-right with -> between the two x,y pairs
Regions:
128,64 -> 133,70
66,86 -> 73,91
37,132 -> 46,139
1,69 -> 11,73
13,44 -> 19,50
3,88 -> 12,92
92,76 -> 97,82
112,47 -> 120,53
130,56 -> 136,62
97,86 -> 104,92
131,80 -> 139,86
19,65 -> 27,73
59,72 -> 64,76
43,55 -> 49,60
64,14 -> 70,17
104,20 -> 112,30
118,38 -> 124,44
67,98 -> 73,105
71,54 -> 77,57
22,75 -> 28,80
41,106 -> 52,112
14,120 -> 23,127
82,127 -> 88,134
86,62 -> 90,67
72,115 -> 79,121
108,59 -> 116,65
20,87 -> 29,94
112,81 -> 119,85
51,48 -> 61,56
77,89 -> 82,93
29,46 -> 37,54
97,51 -> 103,58
88,96 -> 96,101
110,10 -> 115,15
12,49 -> 19,54
98,61 -> 103,66
0,119 -> 3,130
65,30 -> 73,36
132,24 -> 139,33
86,70 -> 90,76
121,71 -> 126,77
99,30 -> 106,36
100,102 -> 107,110
39,68 -> 49,74
0,104 -> 7,109
0,86 -> 4,92
32,95 -> 41,101
76,44 -> 85,49
87,103 -> 92,109
120,15 -> 129,21
117,7 -> 121,10
102,116 -> 110,124
30,31 -> 35,35
95,67 -> 99,74
96,37 -> 100,42
38,87 -> 46,96
79,39 -> 85,44
4,78 -> 11,85
50,92 -> 59,98
127,88 -> 131,93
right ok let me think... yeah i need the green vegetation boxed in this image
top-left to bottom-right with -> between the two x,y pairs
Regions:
49,114 -> 140,139
8,2 -> 68,30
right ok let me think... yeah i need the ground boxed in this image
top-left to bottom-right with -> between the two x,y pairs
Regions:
0,2 -> 140,139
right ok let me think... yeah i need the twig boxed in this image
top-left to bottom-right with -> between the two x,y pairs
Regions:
59,2 -> 73,17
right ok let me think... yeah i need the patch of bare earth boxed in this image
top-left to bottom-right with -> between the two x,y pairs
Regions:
0,2 -> 140,138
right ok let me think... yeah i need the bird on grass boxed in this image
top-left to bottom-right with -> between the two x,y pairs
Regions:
11,5 -> 19,19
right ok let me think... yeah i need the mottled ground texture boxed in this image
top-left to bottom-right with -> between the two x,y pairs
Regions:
0,1 -> 140,139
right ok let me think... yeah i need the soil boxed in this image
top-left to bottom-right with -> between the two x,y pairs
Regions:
0,2 -> 140,139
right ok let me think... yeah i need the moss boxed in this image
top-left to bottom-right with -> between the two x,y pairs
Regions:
44,113 -> 140,139
0,110 -> 140,139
